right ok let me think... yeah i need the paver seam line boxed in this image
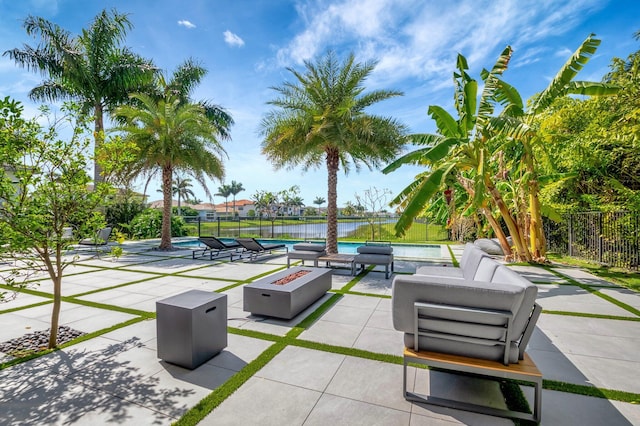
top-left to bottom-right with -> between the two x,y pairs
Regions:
543,266 -> 640,317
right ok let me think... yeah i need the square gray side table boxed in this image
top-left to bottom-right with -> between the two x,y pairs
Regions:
156,290 -> 227,369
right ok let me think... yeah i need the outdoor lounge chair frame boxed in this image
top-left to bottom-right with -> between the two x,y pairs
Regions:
403,301 -> 543,423
234,238 -> 288,261
192,236 -> 242,260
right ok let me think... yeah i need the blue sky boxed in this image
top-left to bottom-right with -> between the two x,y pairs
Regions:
1,0 -> 638,208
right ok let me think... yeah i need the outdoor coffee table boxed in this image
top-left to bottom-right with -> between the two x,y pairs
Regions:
317,253 -> 356,276
243,267 -> 332,319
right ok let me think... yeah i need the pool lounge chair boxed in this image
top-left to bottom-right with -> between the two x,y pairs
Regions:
78,227 -> 113,246
192,236 -> 242,260
235,238 -> 288,261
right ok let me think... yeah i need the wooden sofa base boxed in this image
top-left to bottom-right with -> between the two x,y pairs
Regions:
403,348 -> 542,424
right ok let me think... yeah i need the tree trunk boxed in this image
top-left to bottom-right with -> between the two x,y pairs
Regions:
160,164 -> 173,250
480,207 -> 513,257
46,251 -> 63,349
93,102 -> 104,186
484,175 -> 532,262
325,148 -> 339,254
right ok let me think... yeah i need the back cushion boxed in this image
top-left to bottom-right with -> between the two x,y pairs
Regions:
357,245 -> 393,255
461,246 -> 488,279
293,243 -> 326,252
491,266 -> 538,337
473,257 -> 499,282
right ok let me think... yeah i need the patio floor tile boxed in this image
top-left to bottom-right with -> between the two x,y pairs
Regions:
199,377 -> 321,425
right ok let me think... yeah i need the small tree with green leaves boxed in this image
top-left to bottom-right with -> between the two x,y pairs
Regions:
0,98 -> 112,349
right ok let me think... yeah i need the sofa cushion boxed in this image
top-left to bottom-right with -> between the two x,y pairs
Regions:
357,245 -> 393,255
474,238 -> 504,255
287,250 -> 326,260
354,253 -> 393,265
403,333 -> 521,364
473,257 -> 500,282
415,265 -> 464,278
292,243 -> 326,252
460,245 -> 488,279
491,266 -> 538,337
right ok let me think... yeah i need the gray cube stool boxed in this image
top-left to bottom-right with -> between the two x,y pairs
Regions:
156,290 -> 227,369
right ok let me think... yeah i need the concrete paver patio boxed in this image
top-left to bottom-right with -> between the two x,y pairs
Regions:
1,239 -> 639,425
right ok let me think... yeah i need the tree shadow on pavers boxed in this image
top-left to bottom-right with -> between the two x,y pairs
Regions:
527,325 -> 634,425
0,337 -> 199,424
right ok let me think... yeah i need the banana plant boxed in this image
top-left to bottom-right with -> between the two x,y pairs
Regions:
385,47 -> 529,259
487,34 -> 619,259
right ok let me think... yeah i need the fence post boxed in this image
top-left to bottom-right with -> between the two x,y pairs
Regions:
217,217 -> 221,237
568,214 -> 573,257
598,212 -> 604,264
197,216 -> 201,237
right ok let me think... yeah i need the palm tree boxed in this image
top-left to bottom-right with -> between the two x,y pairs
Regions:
174,176 -> 195,216
216,184 -> 233,217
313,196 -> 326,214
115,85 -> 227,250
229,180 -> 245,217
3,8 -> 155,185
261,51 -> 406,253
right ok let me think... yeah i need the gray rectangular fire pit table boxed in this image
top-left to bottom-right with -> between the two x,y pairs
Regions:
243,267 -> 332,319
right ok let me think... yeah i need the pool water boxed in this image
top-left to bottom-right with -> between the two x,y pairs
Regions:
174,238 -> 446,260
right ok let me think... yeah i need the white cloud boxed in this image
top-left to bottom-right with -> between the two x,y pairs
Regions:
224,30 -> 245,47
178,20 -> 196,29
276,0 -> 606,87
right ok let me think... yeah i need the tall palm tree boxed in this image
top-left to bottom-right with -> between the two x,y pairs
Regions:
216,184 -> 233,217
229,180 -> 245,217
115,86 -> 227,250
313,196 -> 326,213
3,8 -> 155,185
174,176 -> 195,216
260,51 -> 406,253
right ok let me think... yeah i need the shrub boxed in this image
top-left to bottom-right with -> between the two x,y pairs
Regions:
129,209 -> 187,239
105,198 -> 146,237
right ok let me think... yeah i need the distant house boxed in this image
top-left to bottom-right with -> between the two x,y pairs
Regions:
148,199 -> 256,219
215,199 -> 256,218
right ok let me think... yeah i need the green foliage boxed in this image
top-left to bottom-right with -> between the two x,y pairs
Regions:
129,208 -> 187,239
0,98 -> 113,347
535,44 -> 640,212
174,205 -> 198,217
105,198 -> 146,236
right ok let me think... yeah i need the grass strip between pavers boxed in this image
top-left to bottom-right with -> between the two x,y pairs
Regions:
544,266 -> 640,317
172,341 -> 287,426
542,379 -> 640,404
447,244 -> 458,266
0,299 -> 52,315
542,309 -> 640,322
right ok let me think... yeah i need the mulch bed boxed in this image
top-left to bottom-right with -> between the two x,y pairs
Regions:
0,325 -> 86,357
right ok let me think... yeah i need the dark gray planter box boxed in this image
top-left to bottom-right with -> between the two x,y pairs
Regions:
243,267 -> 332,319
156,290 -> 227,369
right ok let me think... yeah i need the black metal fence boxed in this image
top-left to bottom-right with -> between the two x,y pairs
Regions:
545,211 -> 640,271
183,215 -> 449,243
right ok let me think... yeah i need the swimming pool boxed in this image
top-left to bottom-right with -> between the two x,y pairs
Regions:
174,238 -> 447,260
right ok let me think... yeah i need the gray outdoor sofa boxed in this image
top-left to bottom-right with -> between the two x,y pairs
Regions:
391,243 -> 543,422
392,243 -> 540,365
